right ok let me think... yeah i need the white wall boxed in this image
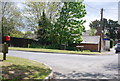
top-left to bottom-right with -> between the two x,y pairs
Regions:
104,40 -> 110,51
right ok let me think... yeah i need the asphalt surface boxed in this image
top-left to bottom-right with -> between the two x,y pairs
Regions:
1,49 -> 119,79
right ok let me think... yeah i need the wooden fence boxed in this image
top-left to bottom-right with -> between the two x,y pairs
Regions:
9,37 -> 37,47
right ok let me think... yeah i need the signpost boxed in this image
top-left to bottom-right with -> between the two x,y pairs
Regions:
0,35 -> 10,60
0,43 -> 8,60
2,43 -> 8,60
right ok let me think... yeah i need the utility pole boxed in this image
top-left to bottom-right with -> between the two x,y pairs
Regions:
99,8 -> 104,52
100,8 -> 104,32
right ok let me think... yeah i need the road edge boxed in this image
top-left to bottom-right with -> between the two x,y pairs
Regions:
31,60 -> 54,81
9,49 -> 115,56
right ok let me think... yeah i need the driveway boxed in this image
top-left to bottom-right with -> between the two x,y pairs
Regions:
4,50 -> 119,79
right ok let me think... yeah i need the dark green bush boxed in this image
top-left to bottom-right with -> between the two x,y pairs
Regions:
110,39 -> 114,48
29,42 -> 77,51
29,42 -> 60,49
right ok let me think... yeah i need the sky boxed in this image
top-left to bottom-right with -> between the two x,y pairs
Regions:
2,0 -> 119,31
83,1 -> 118,30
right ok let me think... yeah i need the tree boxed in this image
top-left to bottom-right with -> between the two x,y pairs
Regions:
23,2 -> 63,45
10,30 -> 24,38
37,10 -> 52,42
23,1 -> 87,48
24,31 -> 34,39
56,2 -> 86,46
89,20 -> 100,29
106,20 -> 120,40
23,2 -> 61,32
117,27 -> 120,40
89,18 -> 120,40
1,2 -> 24,37
89,28 -> 96,36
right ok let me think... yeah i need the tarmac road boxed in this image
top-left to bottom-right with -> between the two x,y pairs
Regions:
5,50 -> 119,79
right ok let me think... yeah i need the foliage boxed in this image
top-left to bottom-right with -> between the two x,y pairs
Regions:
107,20 -> 120,40
55,2 -> 86,46
24,1 -> 86,49
2,2 -> 24,37
10,30 -> 24,38
37,10 -> 52,41
117,27 -> 120,40
89,18 -> 120,40
89,28 -> 96,36
24,31 -> 34,39
23,2 -> 62,46
110,39 -> 114,48
23,2 -> 61,32
21,2 -> 87,50
89,20 -> 100,29
30,42 -> 60,49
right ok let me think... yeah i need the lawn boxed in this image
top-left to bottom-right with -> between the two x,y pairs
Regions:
9,47 -> 101,55
0,55 -> 51,81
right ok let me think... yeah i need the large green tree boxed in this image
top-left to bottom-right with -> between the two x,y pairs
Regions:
23,1 -> 87,48
55,2 -> 86,46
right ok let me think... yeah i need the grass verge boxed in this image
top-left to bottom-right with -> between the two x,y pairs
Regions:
9,47 -> 101,55
0,55 -> 51,80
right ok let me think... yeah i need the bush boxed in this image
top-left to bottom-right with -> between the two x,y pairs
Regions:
110,39 -> 114,48
66,46 -> 77,51
29,42 -> 60,49
29,42 -> 78,51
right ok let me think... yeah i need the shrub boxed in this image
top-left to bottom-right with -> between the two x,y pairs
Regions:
29,42 -> 60,49
110,39 -> 114,48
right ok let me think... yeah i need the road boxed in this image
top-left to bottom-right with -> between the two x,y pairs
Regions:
4,50 -> 119,79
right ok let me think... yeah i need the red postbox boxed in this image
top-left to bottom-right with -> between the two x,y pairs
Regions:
6,35 -> 10,41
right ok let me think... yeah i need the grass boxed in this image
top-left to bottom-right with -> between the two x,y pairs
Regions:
9,47 -> 101,55
0,55 -> 51,80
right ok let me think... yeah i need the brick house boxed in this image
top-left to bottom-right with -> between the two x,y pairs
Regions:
79,36 -> 103,52
78,27 -> 105,52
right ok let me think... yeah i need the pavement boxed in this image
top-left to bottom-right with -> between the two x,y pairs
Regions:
1,49 -> 119,79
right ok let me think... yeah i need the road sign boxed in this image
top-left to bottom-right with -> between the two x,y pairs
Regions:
6,35 -> 10,41
103,38 -> 110,40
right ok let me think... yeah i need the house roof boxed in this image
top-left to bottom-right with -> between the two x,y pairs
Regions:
81,36 -> 100,44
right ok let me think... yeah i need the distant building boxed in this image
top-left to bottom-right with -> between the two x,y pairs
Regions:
79,36 -> 102,52
79,27 -> 110,52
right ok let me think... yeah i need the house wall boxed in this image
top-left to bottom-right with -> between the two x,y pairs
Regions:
79,43 -> 99,52
101,38 -> 105,51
